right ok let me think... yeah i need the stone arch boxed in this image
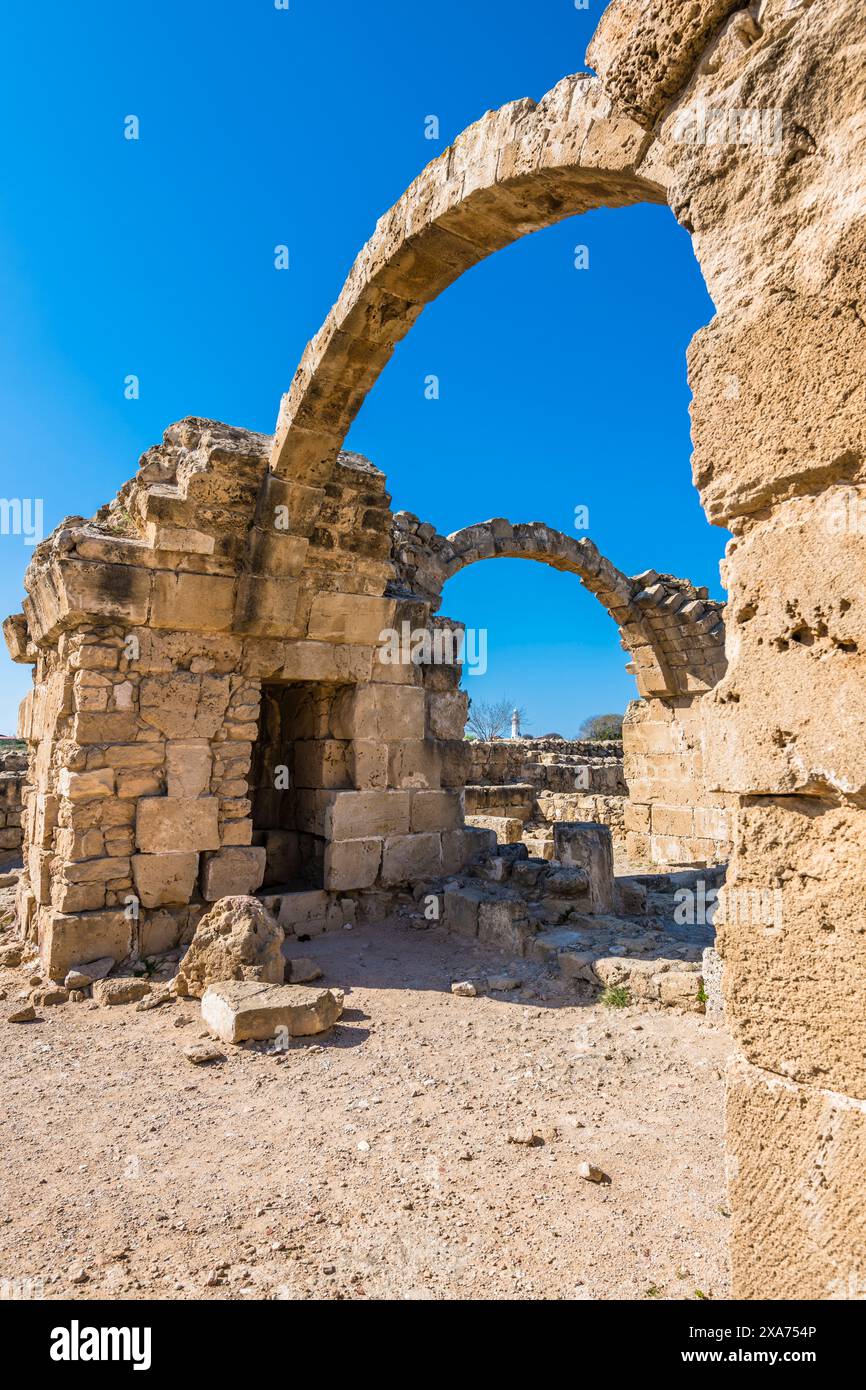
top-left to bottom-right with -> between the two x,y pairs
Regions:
269,73 -> 664,488
389,515 -> 725,699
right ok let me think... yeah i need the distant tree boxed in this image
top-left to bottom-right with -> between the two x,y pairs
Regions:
466,698 -> 528,741
578,712 -> 624,740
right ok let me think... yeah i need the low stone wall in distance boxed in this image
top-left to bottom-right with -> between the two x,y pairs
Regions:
464,737 -> 627,859
0,746 -> 27,865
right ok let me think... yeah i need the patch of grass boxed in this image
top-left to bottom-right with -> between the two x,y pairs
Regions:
645,1285 -> 663,1299
694,1289 -> 708,1300
696,983 -> 708,1005
601,985 -> 630,1008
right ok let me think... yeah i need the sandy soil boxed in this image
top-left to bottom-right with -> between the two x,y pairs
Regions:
0,918 -> 732,1301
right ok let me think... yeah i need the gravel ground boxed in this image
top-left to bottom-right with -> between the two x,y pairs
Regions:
0,918 -> 732,1301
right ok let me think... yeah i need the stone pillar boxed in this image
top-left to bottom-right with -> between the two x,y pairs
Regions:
601,0 -> 866,1297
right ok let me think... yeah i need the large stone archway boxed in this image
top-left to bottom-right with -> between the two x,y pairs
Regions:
392,517 -> 725,700
267,75 -> 662,490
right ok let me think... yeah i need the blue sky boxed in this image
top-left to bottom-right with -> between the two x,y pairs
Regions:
0,0 -> 727,737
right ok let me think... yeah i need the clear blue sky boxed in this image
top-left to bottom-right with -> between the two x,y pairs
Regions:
0,0 -> 727,738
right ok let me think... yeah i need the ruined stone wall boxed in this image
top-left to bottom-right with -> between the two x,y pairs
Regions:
4,423 -> 488,981
623,698 -> 734,866
589,0 -> 866,1297
465,737 -> 624,790
0,748 -> 26,864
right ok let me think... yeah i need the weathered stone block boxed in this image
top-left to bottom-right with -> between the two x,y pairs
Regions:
307,593 -> 395,644
410,789 -> 463,832
330,685 -> 425,741
381,832 -> 442,885
552,822 -> 614,914
131,852 -> 199,907
40,909 -> 134,981
325,789 -> 411,840
201,980 -> 343,1044
201,846 -> 267,900
150,572 -> 236,632
323,837 -> 382,891
136,797 -> 221,854
726,1055 -> 866,1301
166,740 -> 212,798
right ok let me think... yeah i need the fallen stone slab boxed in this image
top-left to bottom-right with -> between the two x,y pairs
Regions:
284,956 -> 323,984
0,943 -> 24,968
92,977 -> 152,1006
65,957 -> 115,988
201,980 -> 344,1044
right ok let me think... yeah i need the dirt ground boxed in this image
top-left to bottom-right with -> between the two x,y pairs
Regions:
0,918 -> 732,1301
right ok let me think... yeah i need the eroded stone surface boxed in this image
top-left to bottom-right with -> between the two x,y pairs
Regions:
174,896 -> 284,999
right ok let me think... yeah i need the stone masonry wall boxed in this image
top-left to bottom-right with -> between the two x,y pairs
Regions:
623,697 -> 734,866
0,748 -> 27,864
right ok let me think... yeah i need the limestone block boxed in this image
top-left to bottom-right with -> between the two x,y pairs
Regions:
146,522 -> 215,555
323,837 -> 382,891
348,739 -> 389,790
292,739 -> 351,790
387,739 -> 442,789
92,977 -> 151,1006
201,847 -> 267,901
235,575 -> 301,637
623,801 -> 651,833
248,529 -> 309,577
201,980 -> 343,1044
150,572 -> 236,632
704,496 -> 866,798
136,797 -> 221,854
717,797 -> 866,1097
553,823 -> 614,914
443,882 -> 488,938
464,814 -> 524,844
166,740 -> 212,798
427,691 -> 468,741
659,971 -> 704,1011
330,685 -> 425,742
441,826 -> 497,875
726,1055 -> 866,1301
55,558 -> 151,629
139,674 -> 230,740
276,890 -> 329,931
381,832 -> 442,885
478,896 -> 532,956
410,789 -> 463,833
325,789 -> 411,840
139,909 -> 184,956
72,713 -> 139,745
57,767 -> 115,803
131,852 -> 199,908
651,804 -> 695,838
40,908 -> 134,982
307,592 -> 396,645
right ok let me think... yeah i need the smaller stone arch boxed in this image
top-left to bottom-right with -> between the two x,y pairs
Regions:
389,513 -> 726,699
